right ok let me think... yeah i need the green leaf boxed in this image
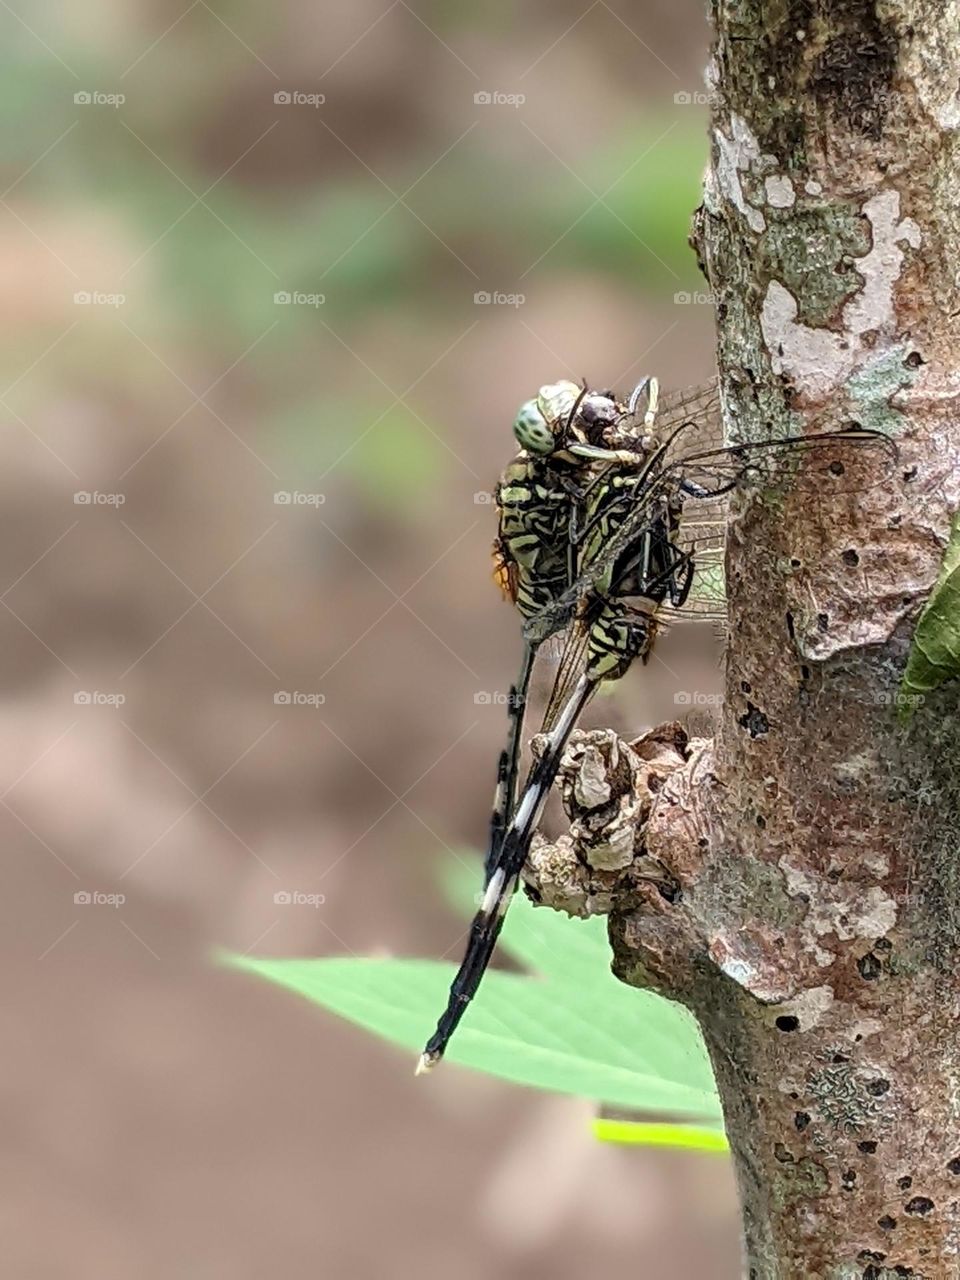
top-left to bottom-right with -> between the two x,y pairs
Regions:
900,513 -> 960,720
223,952 -> 721,1118
220,859 -> 722,1121
592,1117 -> 728,1153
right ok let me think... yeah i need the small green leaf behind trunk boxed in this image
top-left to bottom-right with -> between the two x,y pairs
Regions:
900,513 -> 960,720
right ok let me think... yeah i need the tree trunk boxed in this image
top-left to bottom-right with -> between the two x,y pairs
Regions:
532,3 -> 960,1276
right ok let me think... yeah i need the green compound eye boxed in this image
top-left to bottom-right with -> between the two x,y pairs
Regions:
513,398 -> 555,453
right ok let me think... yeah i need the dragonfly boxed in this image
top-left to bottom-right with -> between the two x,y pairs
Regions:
484,378 -> 657,881
417,376 -> 897,1073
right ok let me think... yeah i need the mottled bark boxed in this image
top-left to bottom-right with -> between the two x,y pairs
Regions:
528,3 -> 960,1277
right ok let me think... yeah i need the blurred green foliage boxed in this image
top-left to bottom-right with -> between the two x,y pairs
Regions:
0,18 -> 708,510
223,857 -> 725,1130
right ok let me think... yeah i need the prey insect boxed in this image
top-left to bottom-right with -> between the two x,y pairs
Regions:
418,376 -> 897,1072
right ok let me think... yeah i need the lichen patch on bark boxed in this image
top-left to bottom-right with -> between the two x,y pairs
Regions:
765,175 -> 796,208
779,855 -> 899,950
713,113 -> 767,233
760,191 -> 920,398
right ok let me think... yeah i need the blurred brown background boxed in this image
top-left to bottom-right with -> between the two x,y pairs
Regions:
0,2 -> 741,1277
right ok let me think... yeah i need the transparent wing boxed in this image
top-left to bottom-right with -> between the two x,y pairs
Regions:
623,378 -> 901,489
651,380 -> 723,456
672,504 -> 727,620
615,379 -> 721,457
531,501 -> 728,734
664,426 -> 898,497
621,378 -> 897,495
524,425 -> 895,645
539,620 -> 592,735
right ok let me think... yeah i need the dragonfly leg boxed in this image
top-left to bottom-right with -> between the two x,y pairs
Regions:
651,535 -> 695,609
562,383 -> 589,439
568,442 -> 646,465
628,376 -> 660,427
604,519 -> 694,610
669,553 -> 695,608
567,465 -> 619,548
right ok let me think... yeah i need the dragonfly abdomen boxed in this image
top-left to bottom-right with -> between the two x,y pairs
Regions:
586,603 -> 659,682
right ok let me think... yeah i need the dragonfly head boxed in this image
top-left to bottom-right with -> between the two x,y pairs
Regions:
514,380 -> 625,455
512,398 -> 556,454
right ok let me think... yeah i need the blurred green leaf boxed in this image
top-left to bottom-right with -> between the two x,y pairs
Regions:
59,118 -> 708,347
592,1116 -> 728,1152
559,122 -> 707,278
221,858 -> 722,1120
272,397 -> 445,514
900,513 -> 960,720
345,411 -> 445,510
224,952 -> 721,1118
